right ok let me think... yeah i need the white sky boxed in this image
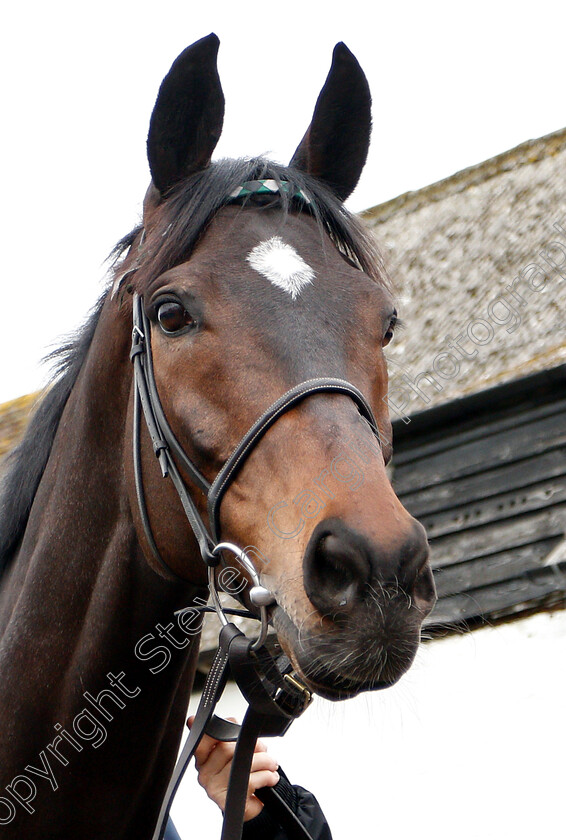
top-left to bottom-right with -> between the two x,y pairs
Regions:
1,0 -> 565,404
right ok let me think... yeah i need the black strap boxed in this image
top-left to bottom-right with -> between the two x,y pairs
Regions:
221,707 -> 265,840
131,297 -> 217,569
219,709 -> 315,840
151,625 -> 242,840
132,377 -> 188,582
207,377 -> 380,541
151,624 -> 314,840
133,295 -> 211,496
220,634 -> 315,840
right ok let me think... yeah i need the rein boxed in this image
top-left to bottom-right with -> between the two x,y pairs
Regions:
128,182 -> 383,840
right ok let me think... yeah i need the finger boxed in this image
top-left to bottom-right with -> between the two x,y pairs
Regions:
198,748 -> 277,799
248,768 -> 280,795
254,738 -> 268,753
186,715 -> 217,768
196,740 -> 236,778
201,765 -> 280,819
193,730 -> 232,769
242,769 -> 280,822
189,716 -> 241,768
249,752 -> 279,775
187,714 -> 231,769
200,748 -> 278,801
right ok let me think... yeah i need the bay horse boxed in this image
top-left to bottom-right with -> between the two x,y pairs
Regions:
0,34 -> 435,839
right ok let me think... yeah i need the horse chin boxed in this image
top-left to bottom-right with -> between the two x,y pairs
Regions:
270,605 -> 418,702
292,665 -> 395,702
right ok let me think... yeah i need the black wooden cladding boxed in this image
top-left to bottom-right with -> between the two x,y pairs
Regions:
391,364 -> 566,630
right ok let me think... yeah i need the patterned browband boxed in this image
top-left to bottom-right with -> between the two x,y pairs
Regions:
228,179 -> 312,204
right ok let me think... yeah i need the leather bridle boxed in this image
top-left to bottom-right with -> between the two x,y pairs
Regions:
130,292 -> 380,628
129,290 -> 383,839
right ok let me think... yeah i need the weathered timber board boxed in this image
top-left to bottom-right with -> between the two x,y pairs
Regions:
392,364 -> 566,627
400,448 -> 566,519
433,538 -> 561,598
427,504 -> 566,568
393,397 -> 566,469
393,409 -> 566,496
419,477 -> 566,541
425,564 -> 566,626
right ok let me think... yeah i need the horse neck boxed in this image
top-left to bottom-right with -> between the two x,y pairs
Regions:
0,294 -> 205,838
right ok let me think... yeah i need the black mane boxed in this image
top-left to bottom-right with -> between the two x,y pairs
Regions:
0,157 -> 387,580
0,297 -> 106,577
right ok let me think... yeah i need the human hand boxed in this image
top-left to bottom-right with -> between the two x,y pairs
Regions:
188,715 -> 280,821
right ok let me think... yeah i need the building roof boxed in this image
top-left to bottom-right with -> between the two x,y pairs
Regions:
363,125 -> 566,417
0,393 -> 39,462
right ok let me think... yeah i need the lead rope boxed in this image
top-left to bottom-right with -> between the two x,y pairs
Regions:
150,622 -> 314,840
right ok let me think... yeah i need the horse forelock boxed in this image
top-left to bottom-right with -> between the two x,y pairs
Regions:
125,157 -> 390,296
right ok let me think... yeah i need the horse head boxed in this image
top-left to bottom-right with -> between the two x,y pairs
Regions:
122,34 -> 436,702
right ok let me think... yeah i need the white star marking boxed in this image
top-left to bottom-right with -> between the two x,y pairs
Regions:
246,236 -> 315,300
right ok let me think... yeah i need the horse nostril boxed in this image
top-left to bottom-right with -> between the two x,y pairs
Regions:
304,526 -> 371,619
303,518 -> 436,621
399,523 -> 436,614
412,561 -> 437,614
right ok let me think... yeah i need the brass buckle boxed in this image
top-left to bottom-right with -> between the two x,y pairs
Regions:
281,672 -> 313,714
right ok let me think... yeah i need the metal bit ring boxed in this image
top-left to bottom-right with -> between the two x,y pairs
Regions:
210,542 -> 271,650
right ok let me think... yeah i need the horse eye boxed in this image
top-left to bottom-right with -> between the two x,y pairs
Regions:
157,301 -> 193,334
382,315 -> 398,347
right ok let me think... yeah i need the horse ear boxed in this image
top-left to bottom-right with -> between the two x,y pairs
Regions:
147,33 -> 225,196
290,43 -> 371,202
